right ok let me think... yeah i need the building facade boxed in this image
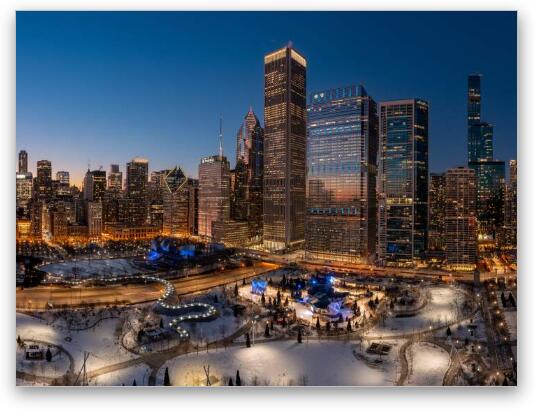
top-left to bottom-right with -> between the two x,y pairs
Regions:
161,166 -> 191,237
263,45 -> 307,251
428,173 -> 446,252
198,155 -> 230,240
306,84 -> 378,264
233,107 -> 264,242
444,167 -> 477,270
108,164 -> 123,191
377,99 -> 429,266
125,157 -> 149,226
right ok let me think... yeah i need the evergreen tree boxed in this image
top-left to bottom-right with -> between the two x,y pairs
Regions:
235,370 -> 241,386
446,326 -> 452,337
276,290 -> 281,305
316,317 -> 320,331
390,299 -> 394,309
502,377 -> 509,386
264,323 -> 270,337
132,379 -> 137,386
214,294 -> 219,303
164,367 -> 171,386
242,278 -> 246,286
284,296 -> 289,307
508,293 -> 516,308
261,292 -> 266,306
500,292 -> 507,307
347,320 -> 352,332
374,296 -> 379,305
297,327 -> 302,343
228,377 -> 233,386
17,335 -> 21,346
234,283 -> 239,297
270,320 -> 274,331
159,318 -> 164,329
45,347 -> 52,362
326,321 -> 331,332
246,333 -> 251,348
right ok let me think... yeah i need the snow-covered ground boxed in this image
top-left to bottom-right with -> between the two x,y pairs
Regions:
41,258 -> 140,279
407,342 -> 450,386
89,364 -> 151,386
16,343 -> 71,378
367,286 -> 466,337
157,340 -> 400,386
16,313 -> 136,374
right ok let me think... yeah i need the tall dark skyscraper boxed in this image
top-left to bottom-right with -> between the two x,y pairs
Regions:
466,74 -> 505,238
36,160 -> 53,200
306,85 -> 378,264
378,99 -> 429,266
91,170 -> 107,201
233,107 -> 264,240
161,166 -> 191,237
125,157 -> 149,226
18,150 -> 28,174
263,44 -> 307,251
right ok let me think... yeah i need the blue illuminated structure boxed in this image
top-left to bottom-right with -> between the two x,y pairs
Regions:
251,278 -> 267,294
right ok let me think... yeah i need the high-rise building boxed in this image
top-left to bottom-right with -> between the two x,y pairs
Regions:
50,202 -> 69,240
378,99 -> 429,266
198,155 -> 230,240
503,159 -> 517,247
468,160 -> 505,237
16,172 -> 33,217
263,44 -> 307,251
125,157 -> 149,226
87,201 -> 103,238
233,107 -> 264,240
36,160 -> 53,200
306,85 -> 378,264
91,170 -> 107,201
467,74 -> 494,162
161,166 -> 191,236
83,169 -> 94,201
428,173 -> 446,251
18,150 -> 28,174
108,164 -> 123,191
56,171 -> 70,185
444,167 -> 477,270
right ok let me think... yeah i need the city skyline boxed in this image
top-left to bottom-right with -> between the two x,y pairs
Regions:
16,11 -> 517,186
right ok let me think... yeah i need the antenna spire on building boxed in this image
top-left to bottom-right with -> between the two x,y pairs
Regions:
218,116 -> 223,159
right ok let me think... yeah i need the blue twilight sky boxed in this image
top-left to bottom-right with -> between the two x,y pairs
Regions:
16,11 -> 517,186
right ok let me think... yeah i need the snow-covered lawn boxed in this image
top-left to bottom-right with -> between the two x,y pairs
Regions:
157,340 -> 400,386
367,286 -> 466,337
17,313 -> 136,374
407,342 -> 450,386
16,343 -> 71,378
41,258 -> 140,279
89,364 -> 151,386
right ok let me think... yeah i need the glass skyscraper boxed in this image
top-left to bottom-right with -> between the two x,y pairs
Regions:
263,45 -> 307,251
306,85 -> 378,264
234,107 -> 264,241
378,99 -> 429,266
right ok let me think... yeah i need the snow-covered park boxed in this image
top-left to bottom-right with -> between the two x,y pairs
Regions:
157,340 -> 400,386
41,258 -> 141,279
16,312 -> 136,379
367,286 -> 467,337
406,342 -> 450,386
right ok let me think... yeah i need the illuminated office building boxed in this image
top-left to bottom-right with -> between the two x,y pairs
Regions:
428,173 -> 446,252
87,201 -> 103,238
263,44 -> 307,251
91,170 -> 107,201
306,85 -> 378,264
108,164 -> 123,191
198,155 -> 230,240
125,157 -> 149,226
162,166 -> 191,236
503,159 -> 517,247
444,167 -> 477,270
378,99 -> 429,266
36,160 -> 53,200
